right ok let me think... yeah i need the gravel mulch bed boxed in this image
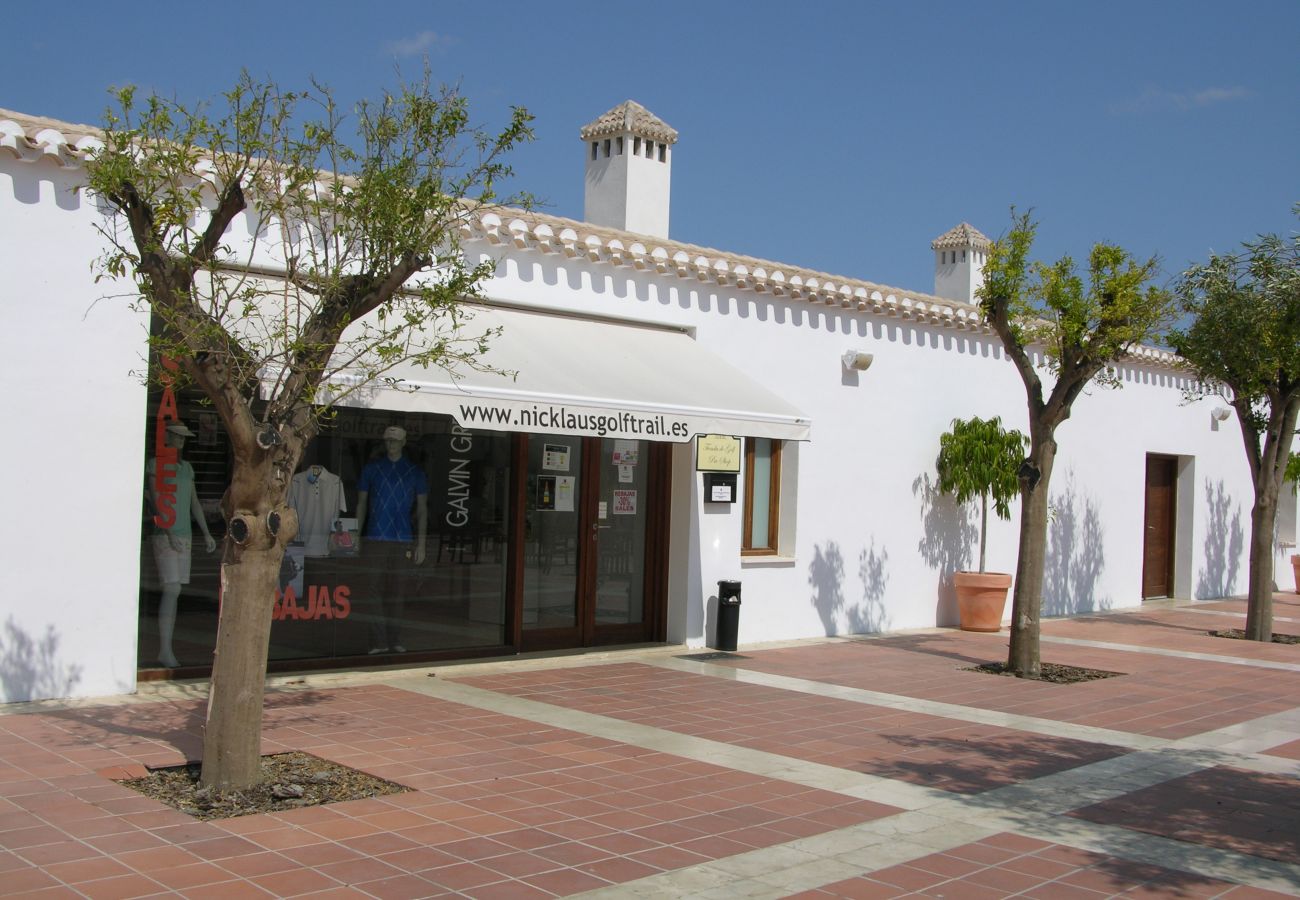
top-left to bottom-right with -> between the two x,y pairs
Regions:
1209,629 -> 1300,644
966,661 -> 1125,683
117,751 -> 408,821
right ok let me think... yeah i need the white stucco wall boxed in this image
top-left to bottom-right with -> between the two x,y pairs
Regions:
0,154 -> 148,702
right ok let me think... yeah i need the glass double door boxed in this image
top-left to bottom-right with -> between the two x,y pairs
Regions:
521,435 -> 660,651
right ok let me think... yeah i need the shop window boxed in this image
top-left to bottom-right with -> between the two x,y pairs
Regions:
137,392 -> 514,671
742,437 -> 782,555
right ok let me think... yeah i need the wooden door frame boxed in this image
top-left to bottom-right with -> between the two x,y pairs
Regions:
588,442 -> 671,647
515,437 -> 670,652
1141,454 -> 1178,599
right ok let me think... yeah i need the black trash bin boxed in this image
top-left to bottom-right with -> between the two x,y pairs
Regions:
715,580 -> 742,651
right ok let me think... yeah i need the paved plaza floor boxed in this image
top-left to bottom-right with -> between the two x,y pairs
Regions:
2,593 -> 1299,897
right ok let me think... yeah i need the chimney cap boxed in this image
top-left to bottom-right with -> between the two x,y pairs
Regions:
930,222 -> 991,252
580,100 -> 678,145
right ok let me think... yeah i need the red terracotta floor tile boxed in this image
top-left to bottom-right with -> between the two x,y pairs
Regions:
66,872 -> 169,899
808,834 -> 1281,900
1073,765 -> 1300,864
249,867 -> 342,896
1263,737 -> 1300,760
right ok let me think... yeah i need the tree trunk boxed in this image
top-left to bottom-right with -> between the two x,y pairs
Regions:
200,453 -> 299,791
202,548 -> 284,788
1236,395 -> 1299,643
1243,488 -> 1276,642
1006,435 -> 1057,677
978,493 -> 988,574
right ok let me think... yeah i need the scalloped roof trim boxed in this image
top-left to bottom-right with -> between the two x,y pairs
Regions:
0,107 -> 1182,371
0,108 -> 103,166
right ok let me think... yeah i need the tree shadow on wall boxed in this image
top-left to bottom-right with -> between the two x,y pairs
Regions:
913,472 -> 978,627
1197,479 -> 1243,599
0,616 -> 83,703
858,538 -> 892,634
1043,472 -> 1109,616
808,539 -> 892,636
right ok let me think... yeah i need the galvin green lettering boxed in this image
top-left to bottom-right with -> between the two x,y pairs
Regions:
445,425 -> 473,528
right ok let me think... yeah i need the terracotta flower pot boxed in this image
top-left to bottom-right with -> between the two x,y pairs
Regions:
954,571 -> 1012,632
1292,555 -> 1300,594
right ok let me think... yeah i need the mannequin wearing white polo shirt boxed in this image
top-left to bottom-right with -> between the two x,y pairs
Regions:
288,465 -> 347,558
146,423 -> 216,668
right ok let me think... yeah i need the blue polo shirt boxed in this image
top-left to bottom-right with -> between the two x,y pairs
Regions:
358,455 -> 428,541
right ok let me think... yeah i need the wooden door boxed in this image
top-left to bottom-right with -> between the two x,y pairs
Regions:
1142,455 -> 1177,598
519,436 -> 668,652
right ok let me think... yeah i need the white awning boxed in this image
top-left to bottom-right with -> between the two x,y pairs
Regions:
336,305 -> 810,443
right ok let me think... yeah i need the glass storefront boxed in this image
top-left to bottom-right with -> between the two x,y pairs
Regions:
138,395 -> 513,669
137,390 -> 667,672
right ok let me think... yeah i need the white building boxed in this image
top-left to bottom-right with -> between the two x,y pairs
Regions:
1,100 -> 1295,703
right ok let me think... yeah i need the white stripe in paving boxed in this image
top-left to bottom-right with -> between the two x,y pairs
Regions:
651,655 -> 1167,751
1172,607 -> 1299,624
387,673 -> 949,811
1039,634 -> 1300,671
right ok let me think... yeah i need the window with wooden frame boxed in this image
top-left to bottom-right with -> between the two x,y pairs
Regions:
742,437 -> 781,555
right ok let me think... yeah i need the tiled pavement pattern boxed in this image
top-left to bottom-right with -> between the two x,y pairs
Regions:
462,664 -> 1129,794
790,832 -> 1286,899
0,595 -> 1296,897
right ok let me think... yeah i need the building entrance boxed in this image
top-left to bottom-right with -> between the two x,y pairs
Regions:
1142,455 -> 1178,599
520,435 -> 668,651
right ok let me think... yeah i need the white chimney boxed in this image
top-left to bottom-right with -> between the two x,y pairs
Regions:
581,100 -> 677,239
931,222 -> 991,304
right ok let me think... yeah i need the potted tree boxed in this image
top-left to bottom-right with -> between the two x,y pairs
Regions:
936,416 -> 1027,631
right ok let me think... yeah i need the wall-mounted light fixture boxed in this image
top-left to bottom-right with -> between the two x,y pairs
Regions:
1212,407 -> 1232,422
842,351 -> 874,371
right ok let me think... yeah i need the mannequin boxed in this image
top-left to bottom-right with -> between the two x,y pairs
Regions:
356,425 -> 427,653
145,422 -> 216,668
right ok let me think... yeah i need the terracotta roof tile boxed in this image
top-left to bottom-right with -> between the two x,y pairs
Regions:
931,222 -> 991,251
579,101 -> 677,144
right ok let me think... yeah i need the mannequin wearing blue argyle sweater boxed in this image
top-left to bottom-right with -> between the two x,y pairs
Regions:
355,426 -> 428,653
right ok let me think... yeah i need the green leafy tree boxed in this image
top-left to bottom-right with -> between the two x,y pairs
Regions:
936,416 -> 1027,573
1171,220 -> 1300,640
979,211 -> 1175,677
85,74 -> 533,789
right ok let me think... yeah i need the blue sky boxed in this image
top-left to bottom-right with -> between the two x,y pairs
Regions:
4,1 -> 1296,295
